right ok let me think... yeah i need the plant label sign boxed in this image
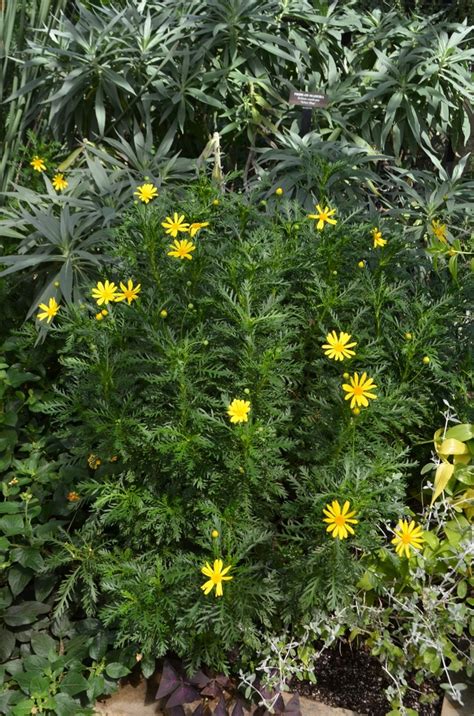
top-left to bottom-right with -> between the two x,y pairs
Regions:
289,90 -> 328,108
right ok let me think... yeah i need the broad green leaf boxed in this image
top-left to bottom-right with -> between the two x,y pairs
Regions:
6,367 -> 37,388
0,629 -> 16,662
11,699 -> 37,716
0,588 -> 13,610
0,503 -> 22,514
0,429 -> 17,452
86,673 -> 106,701
141,654 -> 155,679
10,547 -> 44,572
0,514 -> 24,537
89,632 -> 109,661
60,670 -> 89,696
445,424 -> 474,442
54,692 -> 83,716
455,467 -> 474,486
31,632 -> 57,658
34,575 -> 57,603
14,672 -> 49,694
8,566 -> 33,598
3,601 -> 50,627
105,662 -> 130,679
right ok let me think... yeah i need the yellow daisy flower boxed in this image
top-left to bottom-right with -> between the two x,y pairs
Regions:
161,213 -> 190,237
52,173 -> 68,191
91,280 -> 118,305
391,519 -> 424,558
431,220 -> 447,243
342,372 -> 377,409
322,500 -> 358,540
30,156 -> 46,172
371,228 -> 387,248
322,331 -> 357,361
307,204 -> 337,231
115,279 -> 141,304
167,239 -> 196,260
134,183 -> 158,204
201,559 -> 233,597
188,221 -> 209,238
227,399 -> 251,424
37,297 -> 60,323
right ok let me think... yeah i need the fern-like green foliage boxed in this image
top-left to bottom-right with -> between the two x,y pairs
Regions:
47,182 -> 472,670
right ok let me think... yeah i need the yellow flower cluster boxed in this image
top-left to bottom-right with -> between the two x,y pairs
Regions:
37,279 -> 142,326
321,330 -> 377,412
91,279 -> 141,306
30,156 -> 69,192
306,206 -> 389,263
321,499 -> 424,559
199,508 -> 424,599
133,183 -> 209,261
161,212 -> 209,261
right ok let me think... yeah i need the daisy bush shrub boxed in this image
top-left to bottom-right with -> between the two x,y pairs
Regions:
30,182 -> 473,705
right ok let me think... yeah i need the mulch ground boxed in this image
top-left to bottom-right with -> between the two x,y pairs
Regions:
292,641 -> 443,715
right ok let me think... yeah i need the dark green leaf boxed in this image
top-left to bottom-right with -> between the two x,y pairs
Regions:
89,632 -> 109,661
11,699 -> 37,716
54,692 -> 82,716
60,670 -> 89,696
0,629 -> 16,662
10,547 -> 44,572
0,429 -> 17,452
14,672 -> 49,694
0,514 -> 24,537
86,673 -> 106,701
0,503 -> 22,515
22,654 -> 49,673
141,654 -> 155,679
30,633 -> 57,658
35,575 -> 57,602
8,566 -> 33,598
0,588 -> 13,610
4,602 -> 50,627
105,662 -> 130,679
5,368 -> 37,388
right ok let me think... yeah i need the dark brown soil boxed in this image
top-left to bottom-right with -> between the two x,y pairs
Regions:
292,641 -> 443,715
